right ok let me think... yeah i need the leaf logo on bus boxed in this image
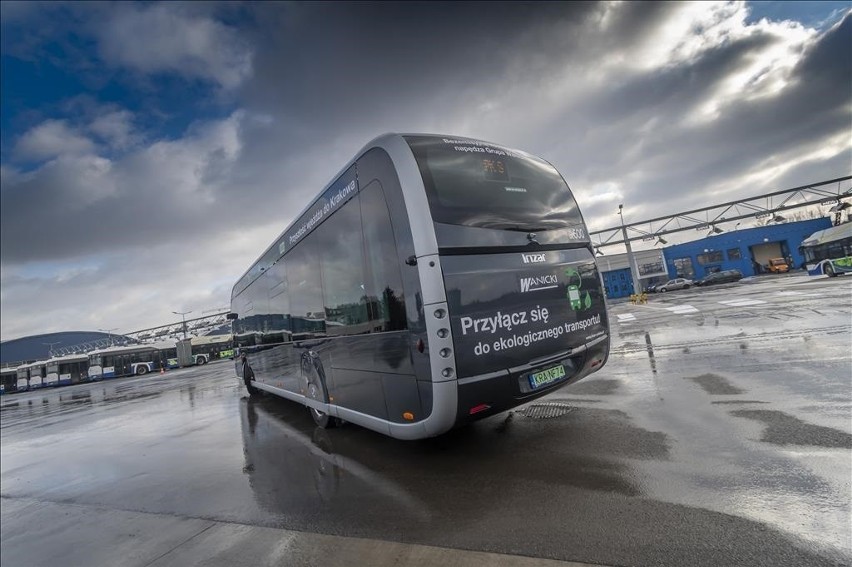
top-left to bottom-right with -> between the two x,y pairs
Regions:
564,267 -> 593,311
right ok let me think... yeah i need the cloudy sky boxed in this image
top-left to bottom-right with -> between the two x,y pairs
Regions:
1,1 -> 850,340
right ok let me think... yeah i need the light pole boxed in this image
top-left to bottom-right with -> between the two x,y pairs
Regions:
43,341 -> 62,358
172,311 -> 192,340
98,328 -> 117,347
618,204 -> 643,295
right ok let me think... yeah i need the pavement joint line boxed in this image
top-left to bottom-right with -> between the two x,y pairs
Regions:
0,495 -> 609,567
140,522 -> 218,567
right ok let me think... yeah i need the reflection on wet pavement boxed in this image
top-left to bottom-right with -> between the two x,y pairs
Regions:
685,373 -> 746,395
730,409 -> 852,448
1,274 -> 850,566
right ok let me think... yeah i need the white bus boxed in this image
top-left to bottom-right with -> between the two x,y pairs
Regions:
87,342 -> 179,380
800,222 -> 852,277
190,334 -> 234,362
230,133 -> 610,440
18,361 -> 47,390
46,354 -> 90,386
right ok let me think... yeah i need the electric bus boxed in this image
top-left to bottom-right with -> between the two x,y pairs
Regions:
1,367 -> 17,394
18,361 -> 49,389
800,222 -> 852,276
46,354 -> 90,386
190,334 -> 234,362
229,133 -> 610,440
87,342 -> 179,380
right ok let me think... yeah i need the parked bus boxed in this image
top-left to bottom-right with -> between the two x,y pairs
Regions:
87,342 -> 179,380
230,133 -> 609,440
46,354 -> 90,386
18,361 -> 47,389
15,365 -> 29,392
1,367 -> 17,394
800,222 -> 852,277
190,334 -> 234,362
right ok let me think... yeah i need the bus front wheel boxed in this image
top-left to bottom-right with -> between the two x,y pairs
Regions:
825,264 -> 837,277
136,365 -> 149,376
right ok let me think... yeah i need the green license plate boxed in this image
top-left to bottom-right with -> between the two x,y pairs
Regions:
529,364 -> 566,389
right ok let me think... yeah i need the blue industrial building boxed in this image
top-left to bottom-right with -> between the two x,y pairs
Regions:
661,217 -> 831,280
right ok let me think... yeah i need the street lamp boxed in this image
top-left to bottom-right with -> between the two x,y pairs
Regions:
99,328 -> 117,347
617,204 -> 643,296
172,310 -> 192,340
43,341 -> 62,358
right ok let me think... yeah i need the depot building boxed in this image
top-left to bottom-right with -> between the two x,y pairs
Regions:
598,217 -> 831,299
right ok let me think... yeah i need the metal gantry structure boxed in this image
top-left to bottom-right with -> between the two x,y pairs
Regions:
10,176 -> 852,364
47,309 -> 232,358
590,175 -> 852,251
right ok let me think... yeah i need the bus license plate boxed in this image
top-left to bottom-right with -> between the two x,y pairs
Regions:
529,364 -> 566,389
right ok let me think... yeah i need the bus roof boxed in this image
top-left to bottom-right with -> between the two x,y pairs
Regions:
190,335 -> 232,346
231,132 -> 519,296
45,353 -> 90,364
801,222 -> 852,247
88,341 -> 176,356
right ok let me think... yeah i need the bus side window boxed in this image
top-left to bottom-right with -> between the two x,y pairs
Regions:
287,237 -> 326,339
316,196 -> 369,336
360,181 -> 407,332
266,259 -> 291,344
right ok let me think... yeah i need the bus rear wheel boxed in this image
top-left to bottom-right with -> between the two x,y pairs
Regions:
308,382 -> 336,428
825,264 -> 837,277
136,365 -> 149,376
244,367 -> 261,397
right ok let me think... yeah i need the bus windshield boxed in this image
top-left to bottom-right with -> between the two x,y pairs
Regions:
405,135 -> 585,232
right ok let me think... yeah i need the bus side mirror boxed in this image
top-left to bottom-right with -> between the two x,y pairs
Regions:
226,313 -> 238,320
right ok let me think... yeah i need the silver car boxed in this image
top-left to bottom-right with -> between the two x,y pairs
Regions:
658,278 -> 693,292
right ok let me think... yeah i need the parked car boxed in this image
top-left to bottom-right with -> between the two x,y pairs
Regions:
696,269 -> 743,286
657,278 -> 693,292
766,258 -> 789,273
645,283 -> 659,293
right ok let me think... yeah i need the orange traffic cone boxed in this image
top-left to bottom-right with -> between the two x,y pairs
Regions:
160,366 -> 165,375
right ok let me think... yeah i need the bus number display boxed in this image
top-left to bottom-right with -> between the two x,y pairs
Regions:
482,158 -> 508,181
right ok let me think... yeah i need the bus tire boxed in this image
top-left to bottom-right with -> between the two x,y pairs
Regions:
136,365 -> 149,376
825,264 -> 837,277
302,353 -> 336,429
244,367 -> 261,397
196,356 -> 207,365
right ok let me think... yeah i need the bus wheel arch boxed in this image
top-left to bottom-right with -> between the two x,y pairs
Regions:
300,351 -> 336,429
824,263 -> 836,277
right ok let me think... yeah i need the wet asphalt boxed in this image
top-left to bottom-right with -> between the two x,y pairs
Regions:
1,272 -> 850,567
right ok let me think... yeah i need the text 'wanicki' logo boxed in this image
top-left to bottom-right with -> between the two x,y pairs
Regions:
519,274 -> 558,293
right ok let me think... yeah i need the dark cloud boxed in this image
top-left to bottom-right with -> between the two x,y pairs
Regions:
1,2 -> 850,337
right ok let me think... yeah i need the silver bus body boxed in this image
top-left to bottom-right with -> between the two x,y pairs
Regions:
231,134 -> 610,439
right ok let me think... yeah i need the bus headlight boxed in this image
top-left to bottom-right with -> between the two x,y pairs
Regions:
434,308 -> 446,319
439,348 -> 451,358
